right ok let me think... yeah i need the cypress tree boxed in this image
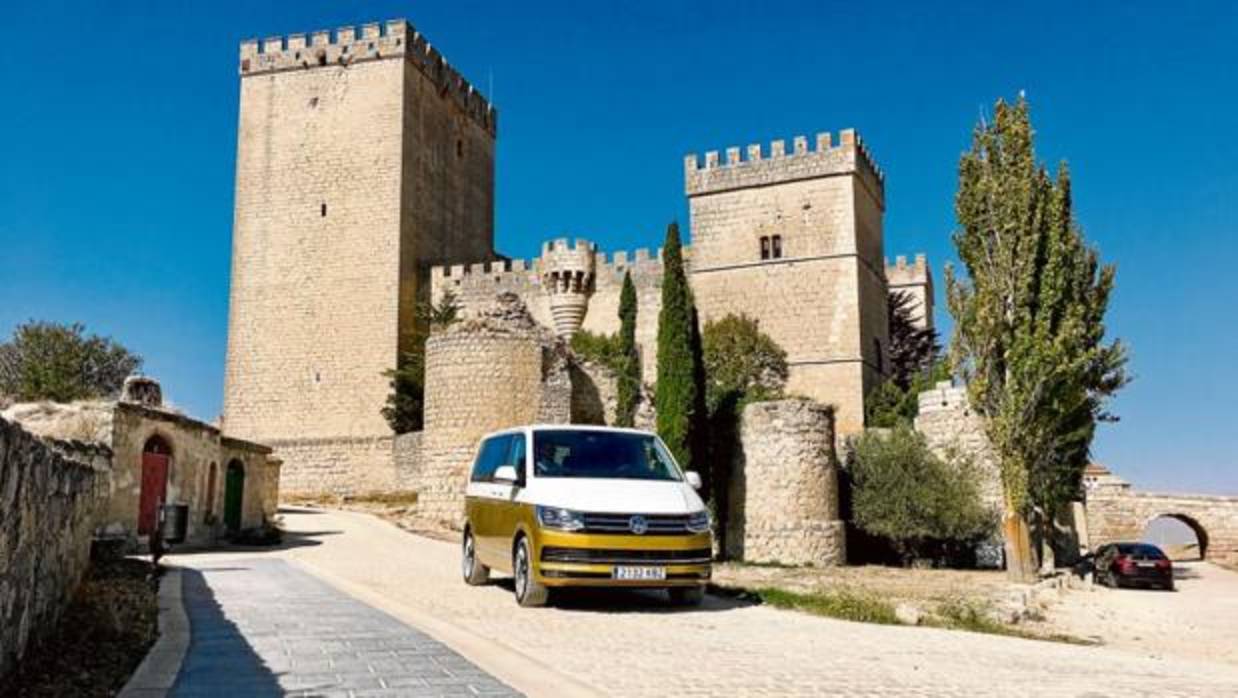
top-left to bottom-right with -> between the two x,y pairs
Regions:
655,222 -> 700,471
614,271 -> 640,427
947,95 -> 1128,580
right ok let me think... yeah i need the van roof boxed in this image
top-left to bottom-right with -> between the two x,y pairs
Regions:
477,424 -> 656,440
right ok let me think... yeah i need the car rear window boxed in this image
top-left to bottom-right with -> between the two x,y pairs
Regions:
1118,543 -> 1166,559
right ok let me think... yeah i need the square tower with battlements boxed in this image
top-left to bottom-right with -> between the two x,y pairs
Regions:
223,19 -> 497,494
685,130 -> 889,435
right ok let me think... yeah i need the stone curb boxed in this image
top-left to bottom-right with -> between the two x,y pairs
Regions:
118,568 -> 189,698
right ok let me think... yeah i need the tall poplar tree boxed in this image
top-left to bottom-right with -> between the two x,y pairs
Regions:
614,271 -> 640,427
947,95 -> 1128,581
655,222 -> 701,471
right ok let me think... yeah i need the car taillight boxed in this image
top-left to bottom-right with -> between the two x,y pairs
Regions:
1115,555 -> 1133,569
1156,559 -> 1172,569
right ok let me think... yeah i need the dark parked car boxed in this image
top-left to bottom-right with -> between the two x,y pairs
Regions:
1093,543 -> 1174,590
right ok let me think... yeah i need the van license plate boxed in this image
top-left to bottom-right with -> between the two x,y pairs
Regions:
613,566 -> 666,581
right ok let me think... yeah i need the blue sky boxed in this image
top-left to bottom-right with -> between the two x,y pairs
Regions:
1,1 -> 1234,494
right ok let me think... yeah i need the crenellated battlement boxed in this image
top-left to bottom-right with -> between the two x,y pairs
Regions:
430,242 -> 675,288
684,129 -> 884,204
239,18 -> 496,135
885,253 -> 929,286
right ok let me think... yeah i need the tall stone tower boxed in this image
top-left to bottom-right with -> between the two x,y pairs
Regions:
223,19 -> 496,494
885,254 -> 934,329
685,130 -> 888,436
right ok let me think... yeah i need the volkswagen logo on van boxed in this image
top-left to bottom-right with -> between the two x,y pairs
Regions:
629,515 -> 649,535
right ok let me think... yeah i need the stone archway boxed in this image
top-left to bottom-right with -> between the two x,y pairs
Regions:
138,435 -> 172,535
1142,513 -> 1209,561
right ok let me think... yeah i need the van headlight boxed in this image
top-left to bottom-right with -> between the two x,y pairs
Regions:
687,510 -> 711,533
536,505 -> 585,532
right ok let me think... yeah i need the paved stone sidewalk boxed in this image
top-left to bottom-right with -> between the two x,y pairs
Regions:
170,558 -> 520,697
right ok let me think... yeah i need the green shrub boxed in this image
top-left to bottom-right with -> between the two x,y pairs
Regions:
850,425 -> 995,565
570,329 -> 625,371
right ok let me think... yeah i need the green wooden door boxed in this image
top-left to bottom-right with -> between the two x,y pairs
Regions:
224,461 -> 245,533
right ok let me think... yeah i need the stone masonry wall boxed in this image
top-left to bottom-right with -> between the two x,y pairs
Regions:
392,432 -> 424,492
1086,490 -> 1238,565
914,381 -> 1004,511
268,436 -> 397,497
416,297 -> 570,528
0,417 -> 109,678
686,131 -> 888,437
224,18 -> 496,496
727,399 -> 845,566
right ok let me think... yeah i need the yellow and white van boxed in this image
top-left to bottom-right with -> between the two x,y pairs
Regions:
461,426 -> 713,607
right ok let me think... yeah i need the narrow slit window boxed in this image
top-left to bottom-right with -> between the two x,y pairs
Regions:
321,203 -> 327,217
772,235 -> 783,259
760,236 -> 771,260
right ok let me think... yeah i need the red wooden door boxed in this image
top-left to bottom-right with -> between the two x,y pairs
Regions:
139,452 -> 170,535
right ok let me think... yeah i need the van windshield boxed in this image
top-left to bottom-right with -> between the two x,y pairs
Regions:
532,430 -> 682,481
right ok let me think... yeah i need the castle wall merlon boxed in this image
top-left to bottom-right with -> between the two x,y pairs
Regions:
685,129 -> 885,203
239,18 -> 497,136
884,252 -> 931,286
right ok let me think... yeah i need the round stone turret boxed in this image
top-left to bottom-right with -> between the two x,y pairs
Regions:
540,238 -> 596,338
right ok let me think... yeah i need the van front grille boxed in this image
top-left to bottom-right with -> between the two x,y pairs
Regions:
541,546 -> 712,565
578,512 -> 695,535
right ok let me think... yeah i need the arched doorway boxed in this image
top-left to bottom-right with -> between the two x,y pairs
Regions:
1142,514 -> 1208,561
224,459 -> 246,534
138,435 -> 172,535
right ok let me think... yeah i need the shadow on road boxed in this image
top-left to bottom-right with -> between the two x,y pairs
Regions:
487,578 -> 755,614
171,568 -> 285,697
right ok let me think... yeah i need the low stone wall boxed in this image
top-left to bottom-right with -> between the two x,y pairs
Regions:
0,417 -> 108,678
726,399 -> 845,566
269,435 -> 396,496
393,432 -> 423,491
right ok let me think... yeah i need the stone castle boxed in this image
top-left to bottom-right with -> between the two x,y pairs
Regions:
220,18 -> 931,501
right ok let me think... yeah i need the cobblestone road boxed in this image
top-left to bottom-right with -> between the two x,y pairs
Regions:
169,557 -> 519,697
176,508 -> 1238,697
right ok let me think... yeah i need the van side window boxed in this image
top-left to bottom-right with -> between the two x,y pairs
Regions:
507,433 -> 527,483
470,435 -> 512,482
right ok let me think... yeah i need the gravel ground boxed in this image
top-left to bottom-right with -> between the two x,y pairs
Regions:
1030,560 -> 1238,666
183,507 -> 1238,697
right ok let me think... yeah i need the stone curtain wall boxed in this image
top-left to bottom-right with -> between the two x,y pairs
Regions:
393,432 -> 423,490
416,297 -> 571,528
727,399 -> 845,566
0,417 -> 109,678
268,436 -> 396,496
914,381 -> 1004,511
1086,489 -> 1238,565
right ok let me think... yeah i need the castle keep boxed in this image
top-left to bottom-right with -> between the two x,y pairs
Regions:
222,18 -> 932,495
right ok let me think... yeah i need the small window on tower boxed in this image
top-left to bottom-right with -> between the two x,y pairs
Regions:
772,235 -> 783,259
321,203 -> 327,217
874,338 -> 884,374
456,139 -> 464,159
760,236 -> 771,260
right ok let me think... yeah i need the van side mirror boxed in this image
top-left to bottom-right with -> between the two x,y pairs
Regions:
685,471 -> 702,490
493,465 -> 519,484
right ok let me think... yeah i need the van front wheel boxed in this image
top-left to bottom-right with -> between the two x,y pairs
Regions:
513,536 -> 549,607
462,529 -> 489,586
